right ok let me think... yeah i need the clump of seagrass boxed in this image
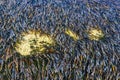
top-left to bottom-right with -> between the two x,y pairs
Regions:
65,28 -> 79,41
87,27 -> 104,41
15,30 -> 55,56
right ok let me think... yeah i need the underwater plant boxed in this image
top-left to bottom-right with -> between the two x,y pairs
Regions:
65,28 -> 79,41
0,0 -> 120,80
15,30 -> 55,56
87,27 -> 104,41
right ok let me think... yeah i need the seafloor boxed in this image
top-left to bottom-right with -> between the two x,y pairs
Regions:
0,0 -> 120,80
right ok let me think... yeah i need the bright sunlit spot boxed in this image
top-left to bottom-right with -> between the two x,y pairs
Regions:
65,28 -> 79,41
87,27 -> 104,41
15,30 -> 55,56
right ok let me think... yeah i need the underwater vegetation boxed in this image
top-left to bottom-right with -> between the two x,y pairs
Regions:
65,28 -> 79,41
0,0 -> 120,80
15,30 -> 55,56
87,27 -> 104,41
